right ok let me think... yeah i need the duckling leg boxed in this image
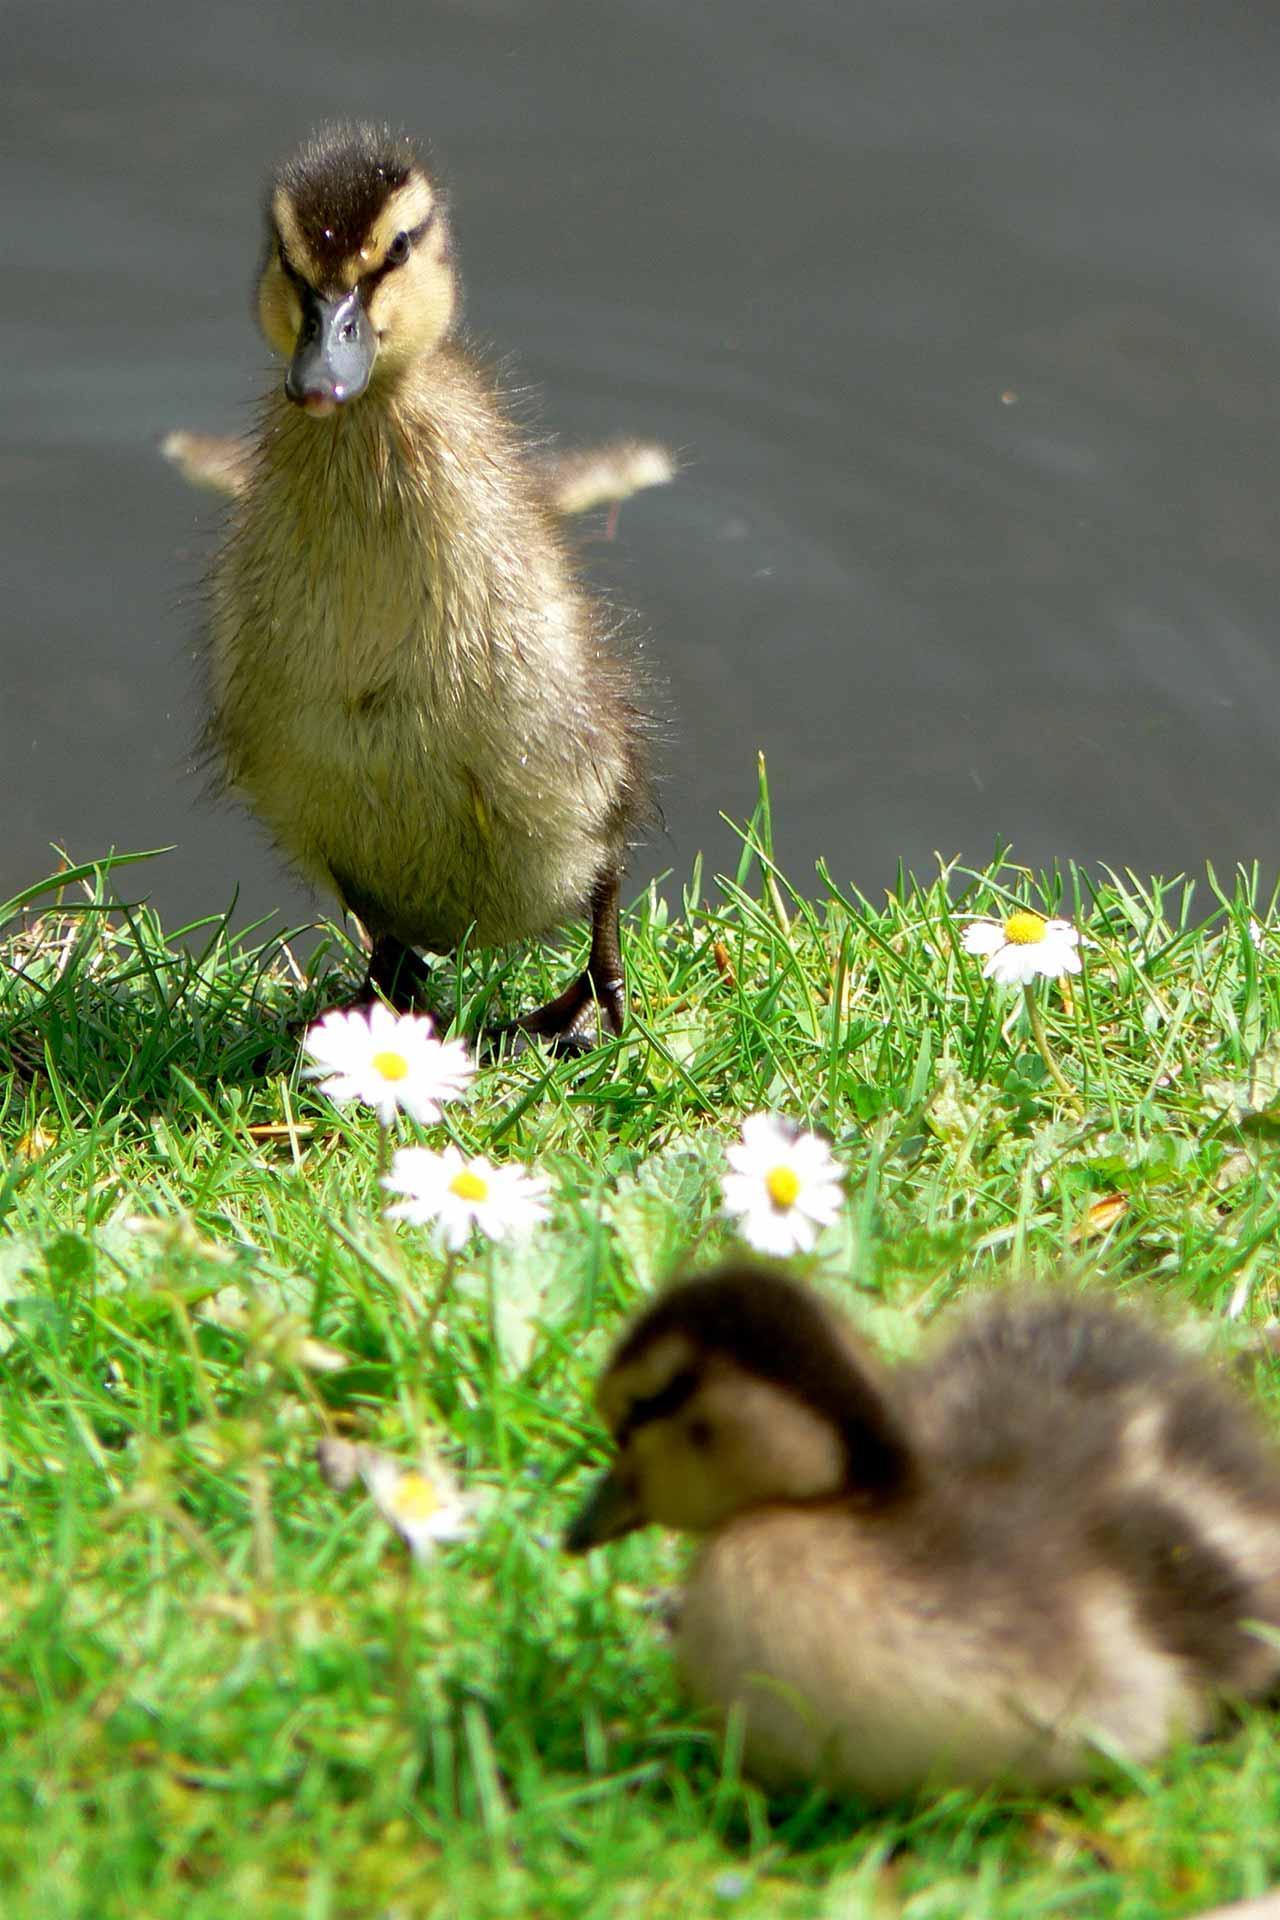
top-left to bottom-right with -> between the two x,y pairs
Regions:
330,867 -> 434,1010
363,934 -> 434,1011
510,872 -> 626,1053
287,935 -> 431,1040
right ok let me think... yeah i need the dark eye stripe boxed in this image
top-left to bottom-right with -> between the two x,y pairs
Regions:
615,1367 -> 701,1444
277,245 -> 306,289
362,212 -> 436,294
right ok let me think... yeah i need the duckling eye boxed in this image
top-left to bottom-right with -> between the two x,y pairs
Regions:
687,1417 -> 714,1452
387,231 -> 411,267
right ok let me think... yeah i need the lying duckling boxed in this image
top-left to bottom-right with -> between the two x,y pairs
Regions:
204,121 -> 656,1044
566,1265 -> 1280,1799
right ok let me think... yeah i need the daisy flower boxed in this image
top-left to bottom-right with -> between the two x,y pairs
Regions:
721,1112 -> 843,1258
317,1438 -> 477,1560
301,1004 -> 473,1125
960,911 -> 1081,987
383,1143 -> 551,1249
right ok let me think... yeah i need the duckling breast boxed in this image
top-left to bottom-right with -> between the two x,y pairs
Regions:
678,1502 -> 1210,1799
207,375 -> 642,948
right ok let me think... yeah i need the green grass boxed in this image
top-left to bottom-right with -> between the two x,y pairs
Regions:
4,796 -> 1280,1919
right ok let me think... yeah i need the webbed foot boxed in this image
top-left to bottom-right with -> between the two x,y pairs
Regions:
507,966 -> 625,1057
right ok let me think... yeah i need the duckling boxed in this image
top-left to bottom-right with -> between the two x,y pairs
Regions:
204,122 -> 655,1043
566,1265 -> 1280,1799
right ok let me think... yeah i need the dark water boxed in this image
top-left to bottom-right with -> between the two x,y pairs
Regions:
8,0 -> 1280,937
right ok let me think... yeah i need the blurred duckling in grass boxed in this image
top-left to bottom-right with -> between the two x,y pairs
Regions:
201,121 -> 668,1046
566,1265 -> 1280,1800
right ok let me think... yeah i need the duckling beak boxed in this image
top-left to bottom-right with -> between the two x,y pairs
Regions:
564,1464 -> 644,1553
285,288 -> 375,414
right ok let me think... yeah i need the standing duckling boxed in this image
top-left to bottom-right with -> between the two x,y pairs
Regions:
206,122 -> 652,1046
566,1265 -> 1280,1799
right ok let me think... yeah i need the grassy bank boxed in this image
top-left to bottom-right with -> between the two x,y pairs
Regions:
3,810 -> 1280,1919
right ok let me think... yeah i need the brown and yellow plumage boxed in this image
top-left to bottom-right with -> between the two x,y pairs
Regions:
569,1264 -> 1280,1798
203,122 -> 657,1042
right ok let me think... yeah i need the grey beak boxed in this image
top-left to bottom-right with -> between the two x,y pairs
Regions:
285,288 -> 375,409
563,1464 -> 646,1553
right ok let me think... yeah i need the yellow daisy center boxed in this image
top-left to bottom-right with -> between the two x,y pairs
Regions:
450,1169 -> 489,1204
371,1049 -> 410,1082
390,1472 -> 442,1519
1002,912 -> 1047,946
766,1164 -> 802,1209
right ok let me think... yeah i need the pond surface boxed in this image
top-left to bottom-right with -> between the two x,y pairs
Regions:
8,0 -> 1280,937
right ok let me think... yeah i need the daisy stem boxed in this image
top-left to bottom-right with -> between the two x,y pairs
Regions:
424,1249 -> 459,1337
1023,985 -> 1082,1111
375,1122 -> 394,1184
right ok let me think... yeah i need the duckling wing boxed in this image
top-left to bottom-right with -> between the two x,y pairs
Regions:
531,439 -> 676,517
908,1296 -> 1272,1484
1084,1488 -> 1280,1699
164,424 -> 674,517
161,430 -> 251,498
910,1296 -> 1280,1701
908,1297 -> 1181,1432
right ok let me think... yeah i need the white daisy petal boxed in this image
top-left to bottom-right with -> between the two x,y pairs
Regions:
794,1183 -> 843,1227
721,1171 -> 763,1216
738,1201 -> 821,1258
737,1112 -> 791,1153
724,1143 -> 759,1178
985,945 -> 1038,987
789,1132 -> 840,1180
960,920 -> 1006,956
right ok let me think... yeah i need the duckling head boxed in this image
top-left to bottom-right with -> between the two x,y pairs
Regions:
257,121 -> 457,416
565,1264 -> 916,1551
